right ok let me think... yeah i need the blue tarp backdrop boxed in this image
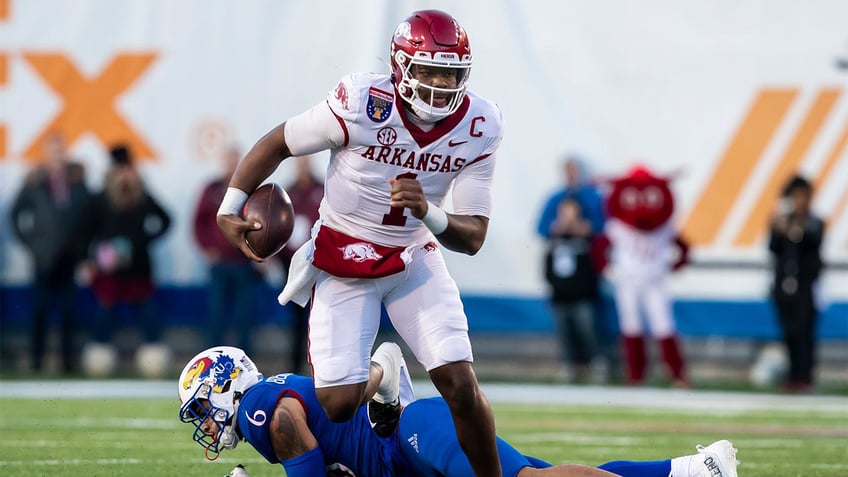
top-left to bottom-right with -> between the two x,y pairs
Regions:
1,286 -> 845,340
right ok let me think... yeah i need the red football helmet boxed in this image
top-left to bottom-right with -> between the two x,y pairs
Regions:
390,10 -> 472,122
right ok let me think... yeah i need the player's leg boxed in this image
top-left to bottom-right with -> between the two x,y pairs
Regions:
309,272 -> 383,422
385,246 -> 501,476
398,397 -> 525,477
596,439 -> 739,477
429,362 -> 500,476
518,464 -> 618,477
519,439 -> 739,477
366,341 -> 405,437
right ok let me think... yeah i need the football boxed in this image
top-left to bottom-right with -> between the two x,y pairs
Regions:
242,183 -> 295,259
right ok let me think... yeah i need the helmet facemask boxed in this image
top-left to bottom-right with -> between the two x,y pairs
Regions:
393,49 -> 471,122
179,378 -> 241,459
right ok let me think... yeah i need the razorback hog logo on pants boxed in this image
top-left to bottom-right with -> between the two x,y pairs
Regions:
339,243 -> 384,263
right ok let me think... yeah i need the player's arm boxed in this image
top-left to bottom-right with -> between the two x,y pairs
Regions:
389,153 -> 494,256
217,100 -> 345,261
389,177 -> 488,255
215,123 -> 292,261
270,397 -> 325,476
436,214 -> 488,255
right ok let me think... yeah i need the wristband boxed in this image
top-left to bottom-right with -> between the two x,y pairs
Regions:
217,187 -> 249,216
422,202 -> 449,234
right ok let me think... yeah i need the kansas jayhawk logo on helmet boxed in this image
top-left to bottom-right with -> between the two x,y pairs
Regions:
181,354 -> 240,393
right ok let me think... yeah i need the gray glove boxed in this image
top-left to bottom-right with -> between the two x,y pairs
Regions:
326,462 -> 357,477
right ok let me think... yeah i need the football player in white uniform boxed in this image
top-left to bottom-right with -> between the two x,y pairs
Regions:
216,10 -> 504,476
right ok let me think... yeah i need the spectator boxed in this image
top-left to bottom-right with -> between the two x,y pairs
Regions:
278,155 -> 324,373
9,132 -> 91,373
768,174 -> 824,393
536,155 -> 605,238
603,165 -> 689,387
193,145 -> 261,353
537,154 -> 616,382
543,198 -> 600,382
78,145 -> 172,373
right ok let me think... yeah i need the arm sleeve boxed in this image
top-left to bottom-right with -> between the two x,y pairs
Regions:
281,446 -> 327,477
451,153 -> 495,218
284,101 -> 347,156
449,99 -> 504,218
284,74 -> 363,156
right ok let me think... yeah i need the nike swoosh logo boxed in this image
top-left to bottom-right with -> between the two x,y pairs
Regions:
448,140 -> 467,147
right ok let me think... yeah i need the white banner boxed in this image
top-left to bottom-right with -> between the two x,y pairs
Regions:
1,0 -> 846,301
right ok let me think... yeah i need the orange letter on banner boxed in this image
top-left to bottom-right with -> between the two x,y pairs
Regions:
21,52 -> 158,162
734,88 -> 841,245
681,88 -> 797,246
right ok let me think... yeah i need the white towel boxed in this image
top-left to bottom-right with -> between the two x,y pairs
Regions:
278,239 -> 319,307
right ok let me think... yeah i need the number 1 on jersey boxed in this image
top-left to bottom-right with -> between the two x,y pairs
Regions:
382,172 -> 418,226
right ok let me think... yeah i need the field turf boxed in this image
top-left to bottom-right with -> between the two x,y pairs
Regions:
1,394 -> 846,476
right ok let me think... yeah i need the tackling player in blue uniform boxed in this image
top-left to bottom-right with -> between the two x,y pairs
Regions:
178,346 -> 740,477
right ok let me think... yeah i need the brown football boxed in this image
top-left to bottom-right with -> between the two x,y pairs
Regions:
241,183 -> 295,259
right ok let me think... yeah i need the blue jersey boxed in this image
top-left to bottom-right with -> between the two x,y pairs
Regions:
236,373 -> 397,477
236,374 -> 550,477
396,397 -> 550,477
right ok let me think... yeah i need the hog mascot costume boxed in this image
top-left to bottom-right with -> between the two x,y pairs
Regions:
603,165 -> 689,387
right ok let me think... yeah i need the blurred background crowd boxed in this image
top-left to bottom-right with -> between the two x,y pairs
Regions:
0,1 -> 845,394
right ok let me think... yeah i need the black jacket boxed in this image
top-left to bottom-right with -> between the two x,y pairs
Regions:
544,233 -> 599,304
10,162 -> 91,273
768,213 -> 824,298
78,191 -> 171,278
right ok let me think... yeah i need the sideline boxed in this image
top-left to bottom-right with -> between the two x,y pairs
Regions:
1,379 -> 845,413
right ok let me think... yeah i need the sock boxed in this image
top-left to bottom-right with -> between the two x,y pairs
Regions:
598,459 -> 671,477
659,336 -> 686,381
623,335 -> 647,384
670,454 -> 703,477
371,362 -> 394,404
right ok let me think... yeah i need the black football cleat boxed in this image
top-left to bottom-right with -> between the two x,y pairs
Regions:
367,399 -> 401,438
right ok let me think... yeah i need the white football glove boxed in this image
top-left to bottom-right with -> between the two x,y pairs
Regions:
225,464 -> 250,477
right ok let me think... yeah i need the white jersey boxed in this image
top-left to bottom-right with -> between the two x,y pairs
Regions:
606,218 -> 677,279
285,72 -> 503,247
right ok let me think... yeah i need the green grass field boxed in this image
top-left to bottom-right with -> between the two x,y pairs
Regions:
1,395 -> 846,477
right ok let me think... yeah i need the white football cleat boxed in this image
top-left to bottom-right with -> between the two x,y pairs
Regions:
371,342 -> 404,405
225,464 -> 250,477
697,440 -> 739,477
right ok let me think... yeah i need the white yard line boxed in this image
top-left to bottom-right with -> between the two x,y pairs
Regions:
2,379 -> 846,413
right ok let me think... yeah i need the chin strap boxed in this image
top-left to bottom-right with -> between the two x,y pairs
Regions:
219,399 -> 241,450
